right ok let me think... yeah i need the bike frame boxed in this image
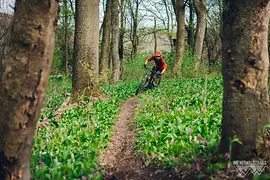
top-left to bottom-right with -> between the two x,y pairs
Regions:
135,66 -> 161,95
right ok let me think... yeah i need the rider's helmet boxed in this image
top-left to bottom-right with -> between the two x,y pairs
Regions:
154,50 -> 162,57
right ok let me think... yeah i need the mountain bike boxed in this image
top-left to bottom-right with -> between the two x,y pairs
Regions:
135,65 -> 161,95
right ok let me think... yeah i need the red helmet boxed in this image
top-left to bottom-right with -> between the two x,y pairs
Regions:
154,50 -> 162,56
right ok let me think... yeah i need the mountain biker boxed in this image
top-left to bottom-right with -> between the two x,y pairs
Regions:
144,50 -> 167,78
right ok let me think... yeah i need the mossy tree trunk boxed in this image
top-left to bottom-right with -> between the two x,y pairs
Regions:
72,0 -> 101,101
0,0 -> 59,179
172,0 -> 185,77
99,0 -> 112,83
220,0 -> 270,160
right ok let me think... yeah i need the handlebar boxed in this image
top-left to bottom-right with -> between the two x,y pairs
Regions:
144,64 -> 149,70
144,65 -> 162,75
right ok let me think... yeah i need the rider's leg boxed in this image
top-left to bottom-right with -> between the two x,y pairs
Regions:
156,68 -> 162,78
155,68 -> 162,85
149,66 -> 156,88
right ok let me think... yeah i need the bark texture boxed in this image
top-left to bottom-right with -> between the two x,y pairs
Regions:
187,0 -> 194,47
193,0 -> 206,60
131,0 -> 139,56
63,0 -> 69,76
0,0 -> 59,179
99,0 -> 112,83
119,0 -> 125,61
220,0 -> 270,160
172,0 -> 185,77
111,0 -> 121,83
72,0 -> 100,101
0,13 -> 12,79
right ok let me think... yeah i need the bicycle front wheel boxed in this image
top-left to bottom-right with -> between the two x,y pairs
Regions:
136,76 -> 149,95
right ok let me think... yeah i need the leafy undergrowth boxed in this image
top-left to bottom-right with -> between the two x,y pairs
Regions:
41,76 -> 71,118
30,52 -> 224,179
31,76 -> 137,179
32,99 -> 119,179
134,76 -> 223,172
101,80 -> 139,100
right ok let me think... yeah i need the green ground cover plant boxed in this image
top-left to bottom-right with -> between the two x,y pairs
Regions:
134,76 -> 223,168
31,77 -> 137,179
41,76 -> 72,118
32,98 -> 119,179
101,81 -> 139,100
121,52 -> 225,174
30,51 -> 224,179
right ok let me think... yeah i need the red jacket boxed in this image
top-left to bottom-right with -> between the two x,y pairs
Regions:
147,55 -> 167,70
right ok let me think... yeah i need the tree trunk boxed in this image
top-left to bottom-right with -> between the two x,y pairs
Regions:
119,0 -> 125,61
0,0 -> 59,179
0,14 -> 12,80
154,17 -> 157,53
220,0 -> 270,160
129,0 -> 139,58
172,0 -> 185,77
111,0 -> 121,83
205,28 -> 214,66
193,0 -> 206,60
132,8 -> 138,56
72,0 -> 100,101
64,0 -> 69,76
187,0 -> 194,48
99,0 -> 112,83
162,0 -> 173,51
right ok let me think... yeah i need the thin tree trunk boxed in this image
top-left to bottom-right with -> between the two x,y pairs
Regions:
154,17 -> 157,53
99,17 -> 105,42
119,0 -> 125,60
0,0 -> 59,179
111,0 -> 120,83
172,0 -> 185,77
187,0 -> 194,48
220,0 -> 270,160
162,0 -> 173,51
129,15 -> 133,63
72,0 -> 100,101
194,0 -> 206,60
133,0 -> 140,55
129,0 -> 139,57
205,28 -> 214,66
64,0 -> 69,76
99,0 -> 112,83
132,15 -> 138,55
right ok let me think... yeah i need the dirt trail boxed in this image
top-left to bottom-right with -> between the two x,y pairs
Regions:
98,97 -> 268,180
99,97 -> 182,180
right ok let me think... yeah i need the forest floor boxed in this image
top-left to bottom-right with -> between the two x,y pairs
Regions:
99,97 -> 196,180
34,76 -> 269,179
97,96 -> 265,180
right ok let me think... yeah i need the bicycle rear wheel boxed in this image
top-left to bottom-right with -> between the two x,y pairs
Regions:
153,76 -> 161,87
